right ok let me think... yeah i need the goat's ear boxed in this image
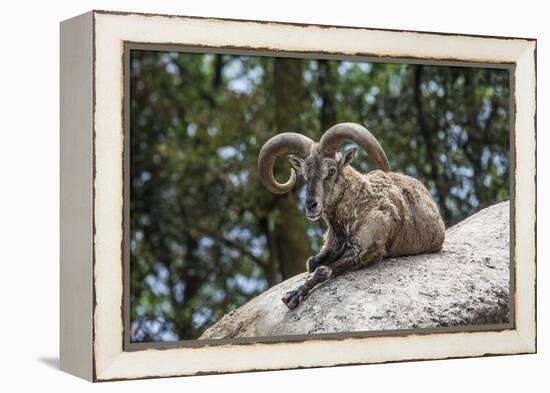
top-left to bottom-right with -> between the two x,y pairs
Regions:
287,155 -> 304,174
339,146 -> 357,168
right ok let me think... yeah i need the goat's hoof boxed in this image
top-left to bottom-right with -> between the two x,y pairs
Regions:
306,257 -> 318,273
281,289 -> 303,309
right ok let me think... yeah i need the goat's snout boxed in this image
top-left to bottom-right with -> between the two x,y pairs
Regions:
305,198 -> 322,221
305,198 -> 318,211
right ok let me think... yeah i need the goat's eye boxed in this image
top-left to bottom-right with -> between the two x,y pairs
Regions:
328,168 -> 337,177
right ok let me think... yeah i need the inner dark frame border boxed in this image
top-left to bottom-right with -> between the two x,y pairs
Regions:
122,41 -> 517,352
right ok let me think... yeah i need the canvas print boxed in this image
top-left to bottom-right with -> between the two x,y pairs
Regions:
127,49 -> 511,344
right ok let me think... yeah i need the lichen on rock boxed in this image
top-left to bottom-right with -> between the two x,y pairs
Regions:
199,201 -> 511,339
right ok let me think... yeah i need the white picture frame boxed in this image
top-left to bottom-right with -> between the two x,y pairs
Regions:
60,10 -> 536,381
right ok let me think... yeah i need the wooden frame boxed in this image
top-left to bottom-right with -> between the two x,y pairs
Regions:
60,10 -> 537,382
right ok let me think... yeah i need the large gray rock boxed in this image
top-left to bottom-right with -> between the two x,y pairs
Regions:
200,201 -> 510,339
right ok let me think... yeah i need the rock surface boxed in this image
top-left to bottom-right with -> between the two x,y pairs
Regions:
200,202 -> 510,339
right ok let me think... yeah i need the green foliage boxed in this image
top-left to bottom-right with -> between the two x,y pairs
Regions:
129,50 -> 509,341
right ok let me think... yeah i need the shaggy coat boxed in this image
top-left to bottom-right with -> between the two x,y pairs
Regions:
319,166 -> 445,269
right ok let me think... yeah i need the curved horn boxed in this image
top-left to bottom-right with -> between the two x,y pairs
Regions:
318,122 -> 390,171
258,133 -> 314,195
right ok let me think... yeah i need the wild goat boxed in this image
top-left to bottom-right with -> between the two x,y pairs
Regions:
258,122 -> 445,309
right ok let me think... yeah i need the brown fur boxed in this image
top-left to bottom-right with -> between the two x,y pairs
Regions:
323,166 -> 445,264
281,145 -> 445,309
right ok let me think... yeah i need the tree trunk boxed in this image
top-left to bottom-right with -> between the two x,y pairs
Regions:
317,60 -> 337,131
270,58 -> 311,279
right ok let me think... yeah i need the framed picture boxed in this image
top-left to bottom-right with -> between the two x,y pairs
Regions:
60,10 -> 537,381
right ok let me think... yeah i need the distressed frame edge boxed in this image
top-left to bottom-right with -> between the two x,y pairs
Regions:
511,41 -> 537,354
89,11 -> 537,381
91,8 -> 537,42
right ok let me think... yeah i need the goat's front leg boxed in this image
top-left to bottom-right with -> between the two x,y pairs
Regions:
282,243 -> 385,310
281,265 -> 335,309
306,226 -> 347,273
282,247 -> 357,309
306,241 -> 346,273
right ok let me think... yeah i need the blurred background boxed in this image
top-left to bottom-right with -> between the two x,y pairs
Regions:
129,49 -> 510,342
